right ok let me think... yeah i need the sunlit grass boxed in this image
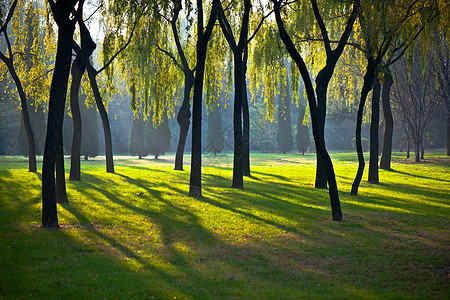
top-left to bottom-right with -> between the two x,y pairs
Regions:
0,151 -> 449,299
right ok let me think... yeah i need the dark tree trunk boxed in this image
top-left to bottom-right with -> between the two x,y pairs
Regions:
69,57 -> 84,180
420,140 -> 424,160
273,2 -> 343,221
174,74 -> 193,171
242,47 -> 250,177
56,129 -> 68,203
314,69 -> 333,189
368,75 -> 381,184
351,59 -> 376,195
0,57 -> 37,172
86,64 -> 114,173
189,0 -> 218,197
414,140 -> 420,162
232,56 -> 244,188
42,24 -> 75,228
380,68 -> 394,169
407,140 -> 410,158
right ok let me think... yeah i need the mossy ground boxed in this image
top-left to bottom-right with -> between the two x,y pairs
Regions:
0,151 -> 449,299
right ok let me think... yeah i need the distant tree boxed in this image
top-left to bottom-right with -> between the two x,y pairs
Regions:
296,103 -> 309,155
145,108 -> 171,160
276,78 -> 293,154
80,103 -> 99,160
129,112 -> 148,159
206,100 -> 224,155
18,103 -> 46,156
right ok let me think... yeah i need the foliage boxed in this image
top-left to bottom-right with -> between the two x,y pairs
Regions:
17,102 -> 45,156
276,70 -> 293,153
296,103 -> 310,155
206,98 -> 224,155
0,152 -> 449,298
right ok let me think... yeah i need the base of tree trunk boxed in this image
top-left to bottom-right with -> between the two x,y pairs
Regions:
189,186 -> 202,198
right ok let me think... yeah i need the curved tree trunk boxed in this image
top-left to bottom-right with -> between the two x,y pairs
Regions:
351,60 -> 376,195
274,3 -> 342,221
380,68 -> 394,169
69,57 -> 84,180
86,64 -> 114,173
56,129 -> 68,203
368,75 -> 381,184
42,24 -> 75,228
174,74 -> 193,171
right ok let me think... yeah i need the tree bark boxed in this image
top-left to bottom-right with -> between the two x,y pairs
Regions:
42,24 -> 75,228
86,64 -> 114,173
414,141 -> 420,162
242,47 -> 250,177
368,75 -> 381,184
69,57 -> 84,180
351,59 -> 376,195
231,56 -> 244,188
380,68 -> 394,169
174,74 -> 193,170
56,129 -> 68,203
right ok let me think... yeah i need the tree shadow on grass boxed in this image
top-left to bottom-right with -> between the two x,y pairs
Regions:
386,168 -> 449,183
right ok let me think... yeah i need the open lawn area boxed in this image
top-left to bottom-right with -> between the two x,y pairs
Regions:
0,152 -> 449,299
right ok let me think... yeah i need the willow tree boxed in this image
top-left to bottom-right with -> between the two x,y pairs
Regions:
1,0 -> 53,172
42,0 -> 83,228
189,0 -> 219,197
351,0 -> 437,194
271,0 -> 359,221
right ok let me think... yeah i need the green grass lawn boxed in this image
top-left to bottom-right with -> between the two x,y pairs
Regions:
0,151 -> 449,299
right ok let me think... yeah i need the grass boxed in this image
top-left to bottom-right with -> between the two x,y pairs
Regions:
0,151 -> 449,299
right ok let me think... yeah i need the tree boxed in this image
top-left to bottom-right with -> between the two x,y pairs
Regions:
42,0 -> 83,228
129,112 -> 148,159
145,107 -> 171,159
272,0 -> 356,221
296,103 -> 310,155
379,66 -> 394,169
189,0 -> 219,197
391,50 -> 443,162
0,0 -> 37,172
276,73 -> 293,153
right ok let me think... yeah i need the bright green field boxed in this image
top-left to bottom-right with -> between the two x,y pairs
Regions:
0,151 -> 449,299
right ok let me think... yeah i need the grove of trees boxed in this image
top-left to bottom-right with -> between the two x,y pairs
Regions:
0,0 -> 448,227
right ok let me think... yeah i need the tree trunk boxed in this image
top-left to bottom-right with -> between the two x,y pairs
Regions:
174,74 -> 193,171
420,140 -> 424,160
232,56 -> 244,188
380,69 -> 394,169
273,3 -> 342,221
368,75 -> 381,184
42,25 -> 75,228
3,59 -> 37,172
86,64 -> 114,173
69,57 -> 84,180
351,60 -> 376,195
407,140 -> 410,158
242,48 -> 250,177
414,140 -> 420,162
56,129 -> 68,203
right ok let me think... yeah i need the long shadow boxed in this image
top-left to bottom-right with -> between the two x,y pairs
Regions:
386,168 -> 450,183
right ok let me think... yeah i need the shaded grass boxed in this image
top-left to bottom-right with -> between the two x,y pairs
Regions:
0,151 -> 449,299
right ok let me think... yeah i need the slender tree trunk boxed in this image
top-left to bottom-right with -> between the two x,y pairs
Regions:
351,60 -> 376,195
175,74 -> 194,170
242,48 -> 250,177
380,69 -> 394,169
414,140 -> 420,162
368,75 -> 381,184
86,64 -> 114,173
2,59 -> 37,172
407,139 -> 410,158
56,129 -> 68,203
69,57 -> 84,180
420,140 -> 424,160
232,56 -> 244,188
42,25 -> 75,228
